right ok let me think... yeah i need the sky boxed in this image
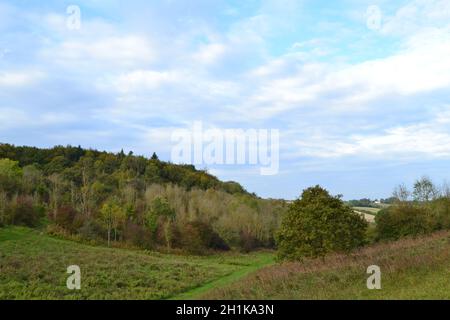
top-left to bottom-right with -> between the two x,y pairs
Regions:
1,0 -> 450,200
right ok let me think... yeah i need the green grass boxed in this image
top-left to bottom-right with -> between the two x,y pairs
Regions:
203,230 -> 450,299
170,253 -> 274,300
0,226 -> 274,300
4,226 -> 449,300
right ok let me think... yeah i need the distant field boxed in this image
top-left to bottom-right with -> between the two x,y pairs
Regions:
203,230 -> 450,299
353,207 -> 381,215
0,227 -> 274,300
352,207 -> 381,223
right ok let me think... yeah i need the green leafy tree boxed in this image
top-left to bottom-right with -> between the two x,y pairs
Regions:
144,197 -> 175,248
375,204 -> 432,240
144,160 -> 161,184
100,198 -> 125,246
276,186 -> 368,260
413,176 -> 438,202
22,164 -> 45,195
113,207 -> 126,242
77,156 -> 95,217
0,159 -> 23,194
151,152 -> 159,160
48,173 -> 63,220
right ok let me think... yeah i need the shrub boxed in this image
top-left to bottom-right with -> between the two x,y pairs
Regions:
239,230 -> 261,253
53,205 -> 79,232
375,204 -> 432,240
181,221 -> 229,254
427,197 -> 450,230
8,196 -> 44,227
78,219 -> 103,241
123,221 -> 152,248
276,186 -> 368,260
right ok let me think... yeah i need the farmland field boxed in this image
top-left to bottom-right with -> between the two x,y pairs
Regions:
353,207 -> 381,215
353,207 -> 381,223
0,227 -> 274,300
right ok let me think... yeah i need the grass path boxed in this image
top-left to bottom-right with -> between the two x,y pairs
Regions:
0,227 -> 273,300
0,227 -> 276,300
168,253 -> 275,300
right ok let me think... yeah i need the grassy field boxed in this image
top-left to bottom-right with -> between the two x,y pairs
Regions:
203,230 -> 450,299
353,207 -> 381,223
0,227 -> 274,300
353,207 -> 382,215
2,226 -> 450,300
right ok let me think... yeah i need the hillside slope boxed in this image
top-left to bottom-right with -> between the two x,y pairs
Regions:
203,230 -> 450,299
0,143 -> 286,252
0,227 -> 273,300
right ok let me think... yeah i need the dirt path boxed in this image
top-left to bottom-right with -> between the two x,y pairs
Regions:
168,254 -> 275,300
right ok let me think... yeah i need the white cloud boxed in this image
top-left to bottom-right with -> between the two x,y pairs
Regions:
0,107 -> 77,130
230,24 -> 450,121
0,71 -> 43,87
110,70 -> 177,92
41,35 -> 155,69
381,0 -> 450,35
3,0 -> 450,194
193,42 -> 226,65
290,108 -> 450,159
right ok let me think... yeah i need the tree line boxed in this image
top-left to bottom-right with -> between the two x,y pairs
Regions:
277,177 -> 450,260
3,143 -> 448,260
376,176 -> 450,240
0,143 -> 286,253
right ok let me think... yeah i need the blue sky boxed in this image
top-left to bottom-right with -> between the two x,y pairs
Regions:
1,0 -> 450,200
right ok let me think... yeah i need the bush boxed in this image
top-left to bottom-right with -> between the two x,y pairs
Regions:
123,221 -> 152,248
53,205 -> 80,232
8,196 -> 44,227
276,186 -> 368,260
427,197 -> 450,230
239,230 -> 261,253
181,221 -> 229,254
78,219 -> 103,241
375,204 -> 432,240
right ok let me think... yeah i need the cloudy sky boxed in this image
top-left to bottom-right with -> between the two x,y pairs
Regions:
1,0 -> 450,200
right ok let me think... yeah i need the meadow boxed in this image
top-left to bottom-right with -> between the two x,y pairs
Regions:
0,226 -> 274,300
353,207 -> 381,215
2,146 -> 450,301
203,230 -> 450,299
2,226 -> 449,300
353,207 -> 381,223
